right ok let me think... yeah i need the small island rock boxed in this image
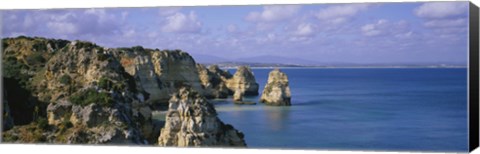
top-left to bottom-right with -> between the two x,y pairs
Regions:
260,69 -> 291,106
233,90 -> 243,101
226,66 -> 259,96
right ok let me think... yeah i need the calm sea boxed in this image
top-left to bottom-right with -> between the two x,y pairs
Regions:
211,68 -> 468,152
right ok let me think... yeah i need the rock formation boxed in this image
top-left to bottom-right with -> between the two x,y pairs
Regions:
207,65 -> 232,81
2,37 -> 152,144
1,36 -> 252,145
233,90 -> 243,101
226,66 -> 259,96
158,87 -> 246,147
197,64 -> 229,99
116,52 -> 160,103
260,69 -> 292,106
114,48 -> 205,106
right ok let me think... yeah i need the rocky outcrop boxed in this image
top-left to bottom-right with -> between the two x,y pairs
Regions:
46,99 -> 148,144
158,87 -> 246,147
197,64 -> 229,99
114,48 -> 213,105
2,37 -> 153,144
226,66 -> 259,96
207,65 -> 232,81
260,69 -> 291,106
1,36 -> 252,146
233,90 -> 243,101
115,52 -> 159,103
150,50 -> 204,101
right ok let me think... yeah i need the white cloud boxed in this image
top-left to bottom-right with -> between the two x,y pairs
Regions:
315,4 -> 370,24
414,2 -> 468,19
3,9 -> 132,45
361,19 -> 411,37
414,2 -> 468,38
394,31 -> 414,39
292,23 -> 315,37
361,19 -> 387,36
246,5 -> 301,22
161,11 -> 202,33
423,18 -> 467,28
158,7 -> 182,16
46,22 -> 79,34
43,12 -> 80,35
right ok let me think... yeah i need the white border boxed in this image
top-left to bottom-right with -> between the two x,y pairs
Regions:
0,0 -> 478,154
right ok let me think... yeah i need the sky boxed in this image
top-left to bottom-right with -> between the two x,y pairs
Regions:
0,2 -> 470,65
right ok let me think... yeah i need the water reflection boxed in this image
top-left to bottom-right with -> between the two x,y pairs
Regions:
264,107 -> 291,131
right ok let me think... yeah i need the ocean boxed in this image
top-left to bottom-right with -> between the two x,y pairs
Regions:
212,68 -> 468,152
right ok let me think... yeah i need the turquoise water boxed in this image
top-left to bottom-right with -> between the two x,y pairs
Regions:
212,68 -> 468,152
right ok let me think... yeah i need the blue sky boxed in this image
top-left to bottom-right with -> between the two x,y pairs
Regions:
1,2 -> 469,65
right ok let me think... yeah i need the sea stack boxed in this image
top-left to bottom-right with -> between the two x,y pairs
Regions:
157,87 -> 246,147
233,90 -> 243,101
226,66 -> 259,96
260,69 -> 291,106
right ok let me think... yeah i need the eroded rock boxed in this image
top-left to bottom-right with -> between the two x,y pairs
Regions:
226,66 -> 259,96
260,69 -> 291,106
158,87 -> 246,147
197,64 -> 229,99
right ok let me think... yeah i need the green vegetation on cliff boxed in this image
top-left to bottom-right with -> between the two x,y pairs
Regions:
69,89 -> 114,107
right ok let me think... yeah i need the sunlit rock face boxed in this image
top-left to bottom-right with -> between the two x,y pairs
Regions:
260,69 -> 291,106
158,87 -> 246,147
197,64 -> 230,99
226,66 -> 259,96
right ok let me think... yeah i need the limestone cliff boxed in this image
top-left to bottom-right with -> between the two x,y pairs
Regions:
113,48 -> 209,106
260,69 -> 291,106
2,37 -> 152,144
113,49 -> 159,103
1,36 -> 253,145
158,87 -> 246,147
197,64 -> 229,99
207,65 -> 233,81
226,66 -> 259,96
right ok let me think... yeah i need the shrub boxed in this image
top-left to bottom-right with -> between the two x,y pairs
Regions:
97,53 -> 109,61
36,117 -> 49,130
58,118 -> 73,133
69,89 -> 113,107
3,56 -> 30,86
4,56 -> 22,76
132,46 -> 144,52
32,42 -> 47,51
62,119 -> 73,129
2,41 -> 8,49
98,77 -> 113,90
97,47 -> 104,53
75,41 -> 95,49
26,52 -> 46,66
112,83 -> 126,91
59,74 -> 71,85
17,35 -> 28,39
2,133 -> 19,142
